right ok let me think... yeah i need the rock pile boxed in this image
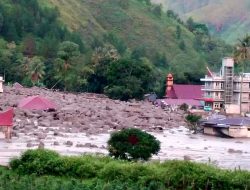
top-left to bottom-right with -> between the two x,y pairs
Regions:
0,86 -> 186,138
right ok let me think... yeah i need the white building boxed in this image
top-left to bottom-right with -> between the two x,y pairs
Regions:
201,57 -> 250,114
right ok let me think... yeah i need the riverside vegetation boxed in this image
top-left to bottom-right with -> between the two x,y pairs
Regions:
1,149 -> 248,190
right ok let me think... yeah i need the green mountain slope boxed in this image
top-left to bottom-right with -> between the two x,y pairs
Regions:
153,0 -> 250,43
0,0 -> 232,99
44,0 -> 230,83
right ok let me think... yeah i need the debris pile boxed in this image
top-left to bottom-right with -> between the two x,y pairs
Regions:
0,86 -> 186,139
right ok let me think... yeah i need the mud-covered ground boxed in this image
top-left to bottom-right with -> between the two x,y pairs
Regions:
1,86 -> 185,136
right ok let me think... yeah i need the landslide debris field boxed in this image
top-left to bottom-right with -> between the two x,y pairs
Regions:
1,86 -> 250,170
1,86 -> 185,137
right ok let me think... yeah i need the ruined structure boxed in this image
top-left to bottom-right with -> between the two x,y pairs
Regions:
203,117 -> 250,138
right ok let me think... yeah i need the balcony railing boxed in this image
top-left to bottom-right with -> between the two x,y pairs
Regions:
233,87 -> 250,92
203,95 -> 224,101
234,76 -> 250,82
201,85 -> 224,90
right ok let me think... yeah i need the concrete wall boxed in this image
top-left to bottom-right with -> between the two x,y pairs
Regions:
229,127 -> 248,138
241,103 -> 249,113
204,127 -> 219,136
205,126 -> 250,138
225,104 -> 240,114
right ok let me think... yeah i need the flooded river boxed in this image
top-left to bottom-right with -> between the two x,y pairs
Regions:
1,126 -> 250,170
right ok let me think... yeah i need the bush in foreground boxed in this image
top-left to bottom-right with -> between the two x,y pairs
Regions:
9,149 -> 250,189
107,128 -> 161,161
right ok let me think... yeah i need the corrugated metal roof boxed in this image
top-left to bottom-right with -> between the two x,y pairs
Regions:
204,117 -> 250,127
167,84 -> 202,99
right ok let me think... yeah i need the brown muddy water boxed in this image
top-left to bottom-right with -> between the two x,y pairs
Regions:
0,126 -> 250,170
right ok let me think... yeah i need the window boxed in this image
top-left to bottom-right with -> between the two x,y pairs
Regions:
216,82 -> 220,86
214,103 -> 220,108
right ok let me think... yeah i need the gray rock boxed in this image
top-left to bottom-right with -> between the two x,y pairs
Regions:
184,155 -> 192,161
27,142 -> 35,147
65,141 -> 73,146
38,142 -> 45,149
38,133 -> 47,139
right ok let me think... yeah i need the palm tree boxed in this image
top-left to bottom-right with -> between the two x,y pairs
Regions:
234,35 -> 250,115
26,56 -> 45,85
53,41 -> 80,90
234,35 -> 250,65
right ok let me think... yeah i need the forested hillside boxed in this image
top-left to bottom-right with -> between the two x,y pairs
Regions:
0,0 -> 232,100
153,0 -> 250,43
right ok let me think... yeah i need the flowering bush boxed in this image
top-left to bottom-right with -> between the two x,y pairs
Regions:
108,128 -> 160,161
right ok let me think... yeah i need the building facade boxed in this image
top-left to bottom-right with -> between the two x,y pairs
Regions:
201,57 -> 250,113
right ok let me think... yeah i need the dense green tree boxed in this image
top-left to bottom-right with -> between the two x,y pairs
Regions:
104,58 -> 155,100
22,35 -> 36,57
186,17 -> 195,32
152,5 -> 162,17
88,44 -> 119,93
179,40 -> 186,51
176,25 -> 181,39
0,13 -> 3,32
119,0 -> 130,9
154,52 -> 168,67
54,41 -> 80,90
234,35 -> 250,63
103,32 -> 127,55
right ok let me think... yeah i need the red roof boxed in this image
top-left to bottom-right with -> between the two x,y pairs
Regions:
18,96 -> 56,110
167,84 -> 202,99
0,108 -> 14,126
13,82 -> 23,89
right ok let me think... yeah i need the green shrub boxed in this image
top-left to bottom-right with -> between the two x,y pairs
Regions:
185,114 -> 202,132
107,128 -> 160,161
10,149 -> 60,175
6,149 -> 250,189
185,114 -> 201,124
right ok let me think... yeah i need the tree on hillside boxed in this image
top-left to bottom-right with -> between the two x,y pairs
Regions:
104,58 -> 155,100
234,35 -> 250,63
119,0 -> 129,9
0,13 -> 3,32
103,32 -> 127,55
24,56 -> 45,86
233,35 -> 250,114
176,25 -> 181,39
88,44 -> 120,93
186,17 -> 195,32
152,4 -> 162,18
54,41 -> 80,90
22,35 -> 36,57
179,40 -> 186,51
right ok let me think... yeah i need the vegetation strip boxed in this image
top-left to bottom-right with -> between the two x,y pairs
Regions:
5,149 -> 250,189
